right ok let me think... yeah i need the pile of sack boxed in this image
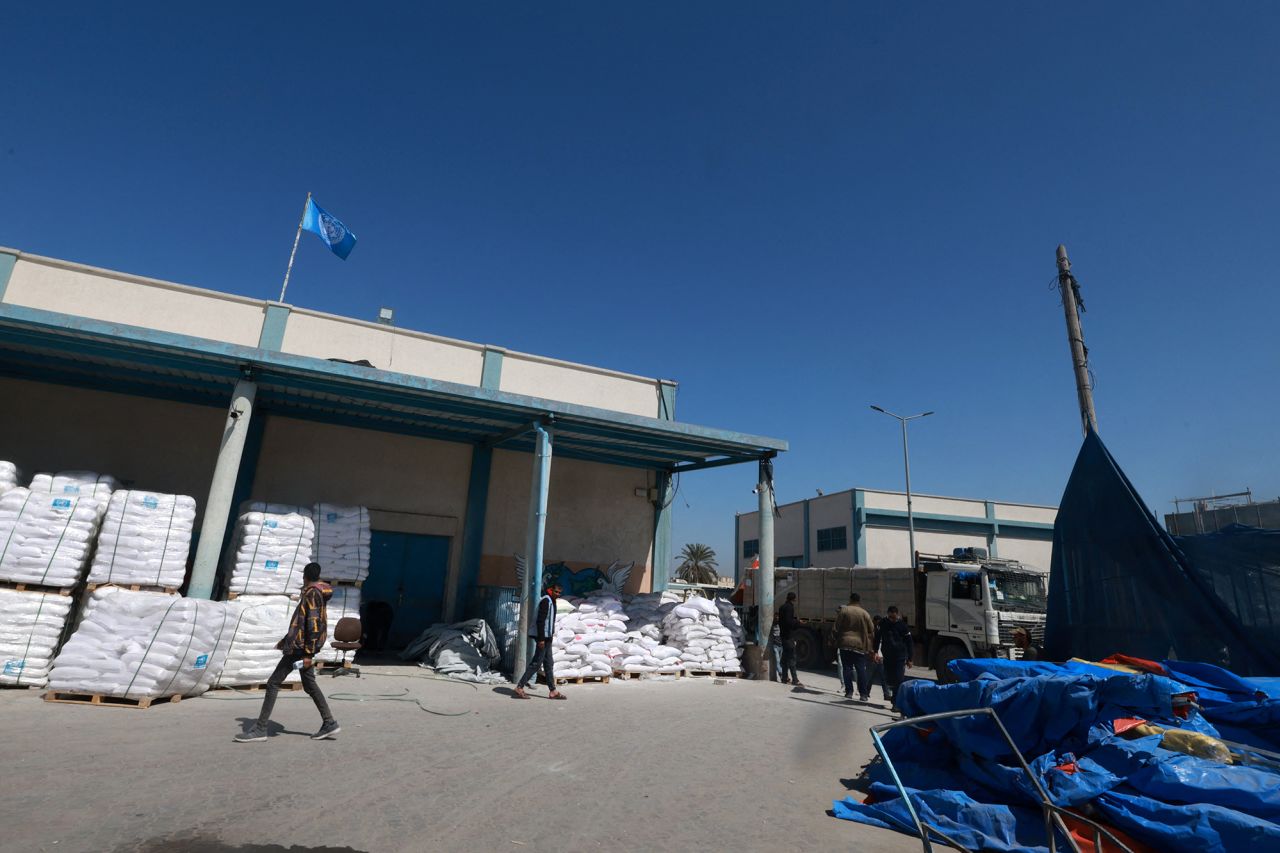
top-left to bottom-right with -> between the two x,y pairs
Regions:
0,488 -> 104,588
661,595 -> 745,674
29,470 -> 120,502
213,595 -> 297,688
0,588 -> 75,688
550,592 -> 626,679
314,585 -> 361,664
226,502 -> 315,595
88,491 -> 197,589
49,587 -> 234,699
0,462 -> 20,496
312,503 -> 370,583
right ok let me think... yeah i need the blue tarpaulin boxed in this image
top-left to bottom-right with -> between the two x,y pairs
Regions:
837,663 -> 1280,852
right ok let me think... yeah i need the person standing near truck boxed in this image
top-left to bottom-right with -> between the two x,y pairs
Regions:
834,592 -> 875,701
778,592 -> 802,687
874,605 -> 913,706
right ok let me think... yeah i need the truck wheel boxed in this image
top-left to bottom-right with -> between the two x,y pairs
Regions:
792,629 -> 822,669
932,643 -> 968,684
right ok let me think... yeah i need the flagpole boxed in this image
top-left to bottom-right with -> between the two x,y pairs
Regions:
278,192 -> 311,303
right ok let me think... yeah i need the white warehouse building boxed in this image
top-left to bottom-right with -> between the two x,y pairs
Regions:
0,247 -> 786,647
735,487 -> 1057,577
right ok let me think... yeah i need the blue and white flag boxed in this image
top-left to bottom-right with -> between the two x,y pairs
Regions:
302,197 -> 357,260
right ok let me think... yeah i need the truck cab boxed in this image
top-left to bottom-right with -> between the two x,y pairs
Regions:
917,550 -> 1048,680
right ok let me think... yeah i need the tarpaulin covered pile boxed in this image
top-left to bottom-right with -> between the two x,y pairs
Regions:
835,657 -> 1280,851
401,618 -> 505,684
1045,430 -> 1279,675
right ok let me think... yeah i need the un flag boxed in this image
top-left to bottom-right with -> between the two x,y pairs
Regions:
302,197 -> 357,260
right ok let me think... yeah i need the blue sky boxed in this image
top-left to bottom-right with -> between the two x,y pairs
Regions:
3,3 -> 1278,568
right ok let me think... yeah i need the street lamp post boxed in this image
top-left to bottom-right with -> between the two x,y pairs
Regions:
870,406 -> 934,568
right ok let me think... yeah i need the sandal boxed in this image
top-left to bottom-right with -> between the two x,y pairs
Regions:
549,692 -> 568,700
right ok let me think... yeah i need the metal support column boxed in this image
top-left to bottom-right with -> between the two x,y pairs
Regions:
652,471 -> 673,591
756,457 -> 776,647
190,378 -> 257,599
513,425 -> 553,680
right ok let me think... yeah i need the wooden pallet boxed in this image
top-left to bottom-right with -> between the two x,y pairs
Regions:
537,673 -> 610,685
86,583 -> 178,595
685,669 -> 743,678
316,660 -> 355,672
0,581 -> 73,596
210,681 -> 303,693
612,670 -> 685,680
44,691 -> 182,709
226,591 -> 300,601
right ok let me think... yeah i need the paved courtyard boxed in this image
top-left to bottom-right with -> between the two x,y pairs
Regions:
1,666 -> 920,853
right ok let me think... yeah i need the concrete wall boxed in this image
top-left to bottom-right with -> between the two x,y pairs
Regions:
2,252 -> 671,418
1164,501 -> 1280,535
4,255 -> 266,347
865,528 -> 989,568
992,536 -> 1053,572
479,449 -> 655,593
808,492 -> 855,567
498,352 -> 658,418
0,375 -> 225,522
863,489 -> 987,518
279,309 -> 485,386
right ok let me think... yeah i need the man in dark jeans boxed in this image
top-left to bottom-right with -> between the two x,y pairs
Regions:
777,591 -> 802,687
874,605 -> 913,706
833,592 -> 875,701
235,562 -> 340,742
514,581 -> 566,700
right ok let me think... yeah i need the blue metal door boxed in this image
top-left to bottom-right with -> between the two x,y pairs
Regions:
364,531 -> 451,650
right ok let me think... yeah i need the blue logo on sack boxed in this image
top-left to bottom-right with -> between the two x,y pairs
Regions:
143,496 -> 159,509
63,485 -> 80,494
3,660 -> 24,676
265,520 -> 278,529
327,513 -> 338,523
193,654 -> 209,670
52,499 -> 71,509
265,560 -> 279,570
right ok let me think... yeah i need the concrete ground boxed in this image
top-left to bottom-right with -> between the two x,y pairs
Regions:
0,665 -> 924,853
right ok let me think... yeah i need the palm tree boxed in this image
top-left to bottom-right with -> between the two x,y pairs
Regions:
675,543 -> 719,585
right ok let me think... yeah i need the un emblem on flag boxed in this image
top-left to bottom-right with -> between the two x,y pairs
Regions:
320,213 -> 346,244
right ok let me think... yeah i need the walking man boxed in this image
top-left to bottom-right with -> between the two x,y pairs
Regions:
778,591 -> 802,687
769,613 -> 784,682
514,581 -> 566,700
834,592 -> 875,701
874,605 -> 913,706
235,562 -> 340,742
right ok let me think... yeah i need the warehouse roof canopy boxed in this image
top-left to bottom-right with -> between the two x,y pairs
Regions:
0,303 -> 786,471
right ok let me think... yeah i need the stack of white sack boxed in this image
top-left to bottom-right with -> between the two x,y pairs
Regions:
49,587 -> 235,699
0,588 -> 75,687
314,585 -> 360,663
29,470 -> 120,504
213,595 -> 298,687
87,491 -> 197,589
661,595 -> 745,674
227,502 -> 315,595
0,462 -> 20,496
549,591 -> 628,679
0,488 -> 104,588
311,503 -> 370,583
617,590 -> 685,675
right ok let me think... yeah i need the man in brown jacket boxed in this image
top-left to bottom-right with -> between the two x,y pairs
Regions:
834,592 -> 875,701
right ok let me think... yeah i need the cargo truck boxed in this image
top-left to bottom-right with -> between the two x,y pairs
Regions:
744,549 -> 1047,680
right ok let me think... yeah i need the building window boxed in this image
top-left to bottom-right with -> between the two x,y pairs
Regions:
816,526 -> 847,552
742,539 -> 759,559
777,555 -> 804,568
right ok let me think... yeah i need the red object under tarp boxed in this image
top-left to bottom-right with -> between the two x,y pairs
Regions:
1100,654 -> 1166,675
1110,717 -> 1150,735
1061,811 -> 1157,853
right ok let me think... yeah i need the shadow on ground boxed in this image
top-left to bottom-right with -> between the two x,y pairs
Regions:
115,835 -> 367,853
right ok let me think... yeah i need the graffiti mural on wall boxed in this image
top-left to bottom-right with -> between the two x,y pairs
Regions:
514,556 -> 634,597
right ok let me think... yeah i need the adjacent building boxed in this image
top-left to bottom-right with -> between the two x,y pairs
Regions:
734,487 -> 1057,577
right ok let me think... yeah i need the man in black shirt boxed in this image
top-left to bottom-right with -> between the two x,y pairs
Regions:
874,605 -> 912,706
778,591 -> 803,687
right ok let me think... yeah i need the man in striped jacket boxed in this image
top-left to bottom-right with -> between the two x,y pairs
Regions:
235,562 -> 340,741
514,581 -> 566,700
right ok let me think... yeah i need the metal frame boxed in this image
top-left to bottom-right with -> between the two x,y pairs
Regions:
868,708 -> 1136,853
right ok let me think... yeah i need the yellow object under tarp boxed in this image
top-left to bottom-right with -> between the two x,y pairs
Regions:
1123,722 -> 1233,763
